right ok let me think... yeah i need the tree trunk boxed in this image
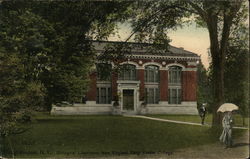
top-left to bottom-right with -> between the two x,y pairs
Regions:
206,15 -> 225,127
208,13 -> 234,127
211,55 -> 224,127
190,0 -> 242,128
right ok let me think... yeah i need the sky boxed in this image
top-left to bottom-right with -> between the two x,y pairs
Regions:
109,23 -> 210,68
108,1 -> 250,69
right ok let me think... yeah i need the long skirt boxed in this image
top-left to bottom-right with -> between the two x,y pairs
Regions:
219,128 -> 232,146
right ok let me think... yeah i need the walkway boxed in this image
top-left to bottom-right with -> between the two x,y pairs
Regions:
123,115 -> 249,130
120,115 -> 249,159
88,115 -> 249,159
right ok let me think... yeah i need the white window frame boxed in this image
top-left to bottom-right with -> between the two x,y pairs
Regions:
119,64 -> 137,81
145,85 -> 159,104
168,66 -> 182,104
168,66 -> 182,86
168,87 -> 181,104
145,65 -> 159,83
96,85 -> 111,104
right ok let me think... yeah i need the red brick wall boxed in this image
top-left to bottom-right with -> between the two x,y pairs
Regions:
138,69 -> 145,100
112,72 -> 118,98
85,60 -> 197,103
182,71 -> 197,101
86,72 -> 97,101
160,70 -> 168,101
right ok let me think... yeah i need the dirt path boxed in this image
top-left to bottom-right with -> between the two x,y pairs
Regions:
91,116 -> 249,159
167,130 -> 249,159
88,130 -> 249,159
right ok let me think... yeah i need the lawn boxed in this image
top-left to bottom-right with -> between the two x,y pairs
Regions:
2,113 -> 246,158
147,114 -> 249,127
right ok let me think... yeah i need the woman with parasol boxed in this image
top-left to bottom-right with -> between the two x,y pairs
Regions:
217,103 -> 239,148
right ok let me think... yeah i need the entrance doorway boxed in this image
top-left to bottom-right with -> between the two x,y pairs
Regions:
123,90 -> 134,111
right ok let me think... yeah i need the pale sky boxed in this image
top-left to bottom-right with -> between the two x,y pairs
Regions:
109,23 -> 210,68
168,24 -> 210,68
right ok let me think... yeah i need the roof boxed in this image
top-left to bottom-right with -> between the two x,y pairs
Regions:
92,40 -> 199,58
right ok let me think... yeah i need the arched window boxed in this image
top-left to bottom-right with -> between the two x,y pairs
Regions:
96,63 -> 112,104
145,65 -> 159,104
145,65 -> 159,83
119,64 -> 136,80
168,66 -> 182,85
168,66 -> 182,104
96,63 -> 112,81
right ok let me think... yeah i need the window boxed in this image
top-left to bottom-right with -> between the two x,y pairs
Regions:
145,65 -> 159,83
168,88 -> 181,104
145,65 -> 159,104
96,63 -> 112,81
145,88 -> 159,104
96,87 -> 111,104
168,66 -> 182,104
119,64 -> 136,80
168,66 -> 182,85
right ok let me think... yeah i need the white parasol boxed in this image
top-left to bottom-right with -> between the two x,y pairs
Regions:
217,103 -> 239,113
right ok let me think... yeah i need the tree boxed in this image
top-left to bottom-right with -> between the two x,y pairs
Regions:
224,24 -> 249,125
0,1 -> 132,155
0,0 -> 131,107
125,0 -> 247,126
196,60 -> 211,111
187,1 -> 247,126
0,48 -> 46,156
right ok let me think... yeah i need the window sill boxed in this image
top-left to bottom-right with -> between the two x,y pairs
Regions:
117,80 -> 140,84
145,82 -> 159,85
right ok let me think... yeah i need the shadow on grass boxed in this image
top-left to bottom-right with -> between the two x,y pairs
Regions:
232,143 -> 250,148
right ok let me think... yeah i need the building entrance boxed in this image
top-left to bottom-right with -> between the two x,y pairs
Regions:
122,89 -> 134,111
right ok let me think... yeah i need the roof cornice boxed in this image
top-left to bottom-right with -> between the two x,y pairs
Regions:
125,54 -> 200,61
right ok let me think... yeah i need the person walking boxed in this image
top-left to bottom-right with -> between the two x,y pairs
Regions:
199,103 -> 207,125
219,111 -> 233,148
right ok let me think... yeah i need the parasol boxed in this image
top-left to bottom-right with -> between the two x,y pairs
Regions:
217,103 -> 239,113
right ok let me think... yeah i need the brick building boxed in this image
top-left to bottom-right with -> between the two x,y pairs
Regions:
51,41 -> 200,115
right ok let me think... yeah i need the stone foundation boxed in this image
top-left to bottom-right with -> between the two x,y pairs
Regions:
51,101 -> 198,115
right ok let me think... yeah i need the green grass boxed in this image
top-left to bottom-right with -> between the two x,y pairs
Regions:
147,114 -> 249,127
2,114 -> 246,158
